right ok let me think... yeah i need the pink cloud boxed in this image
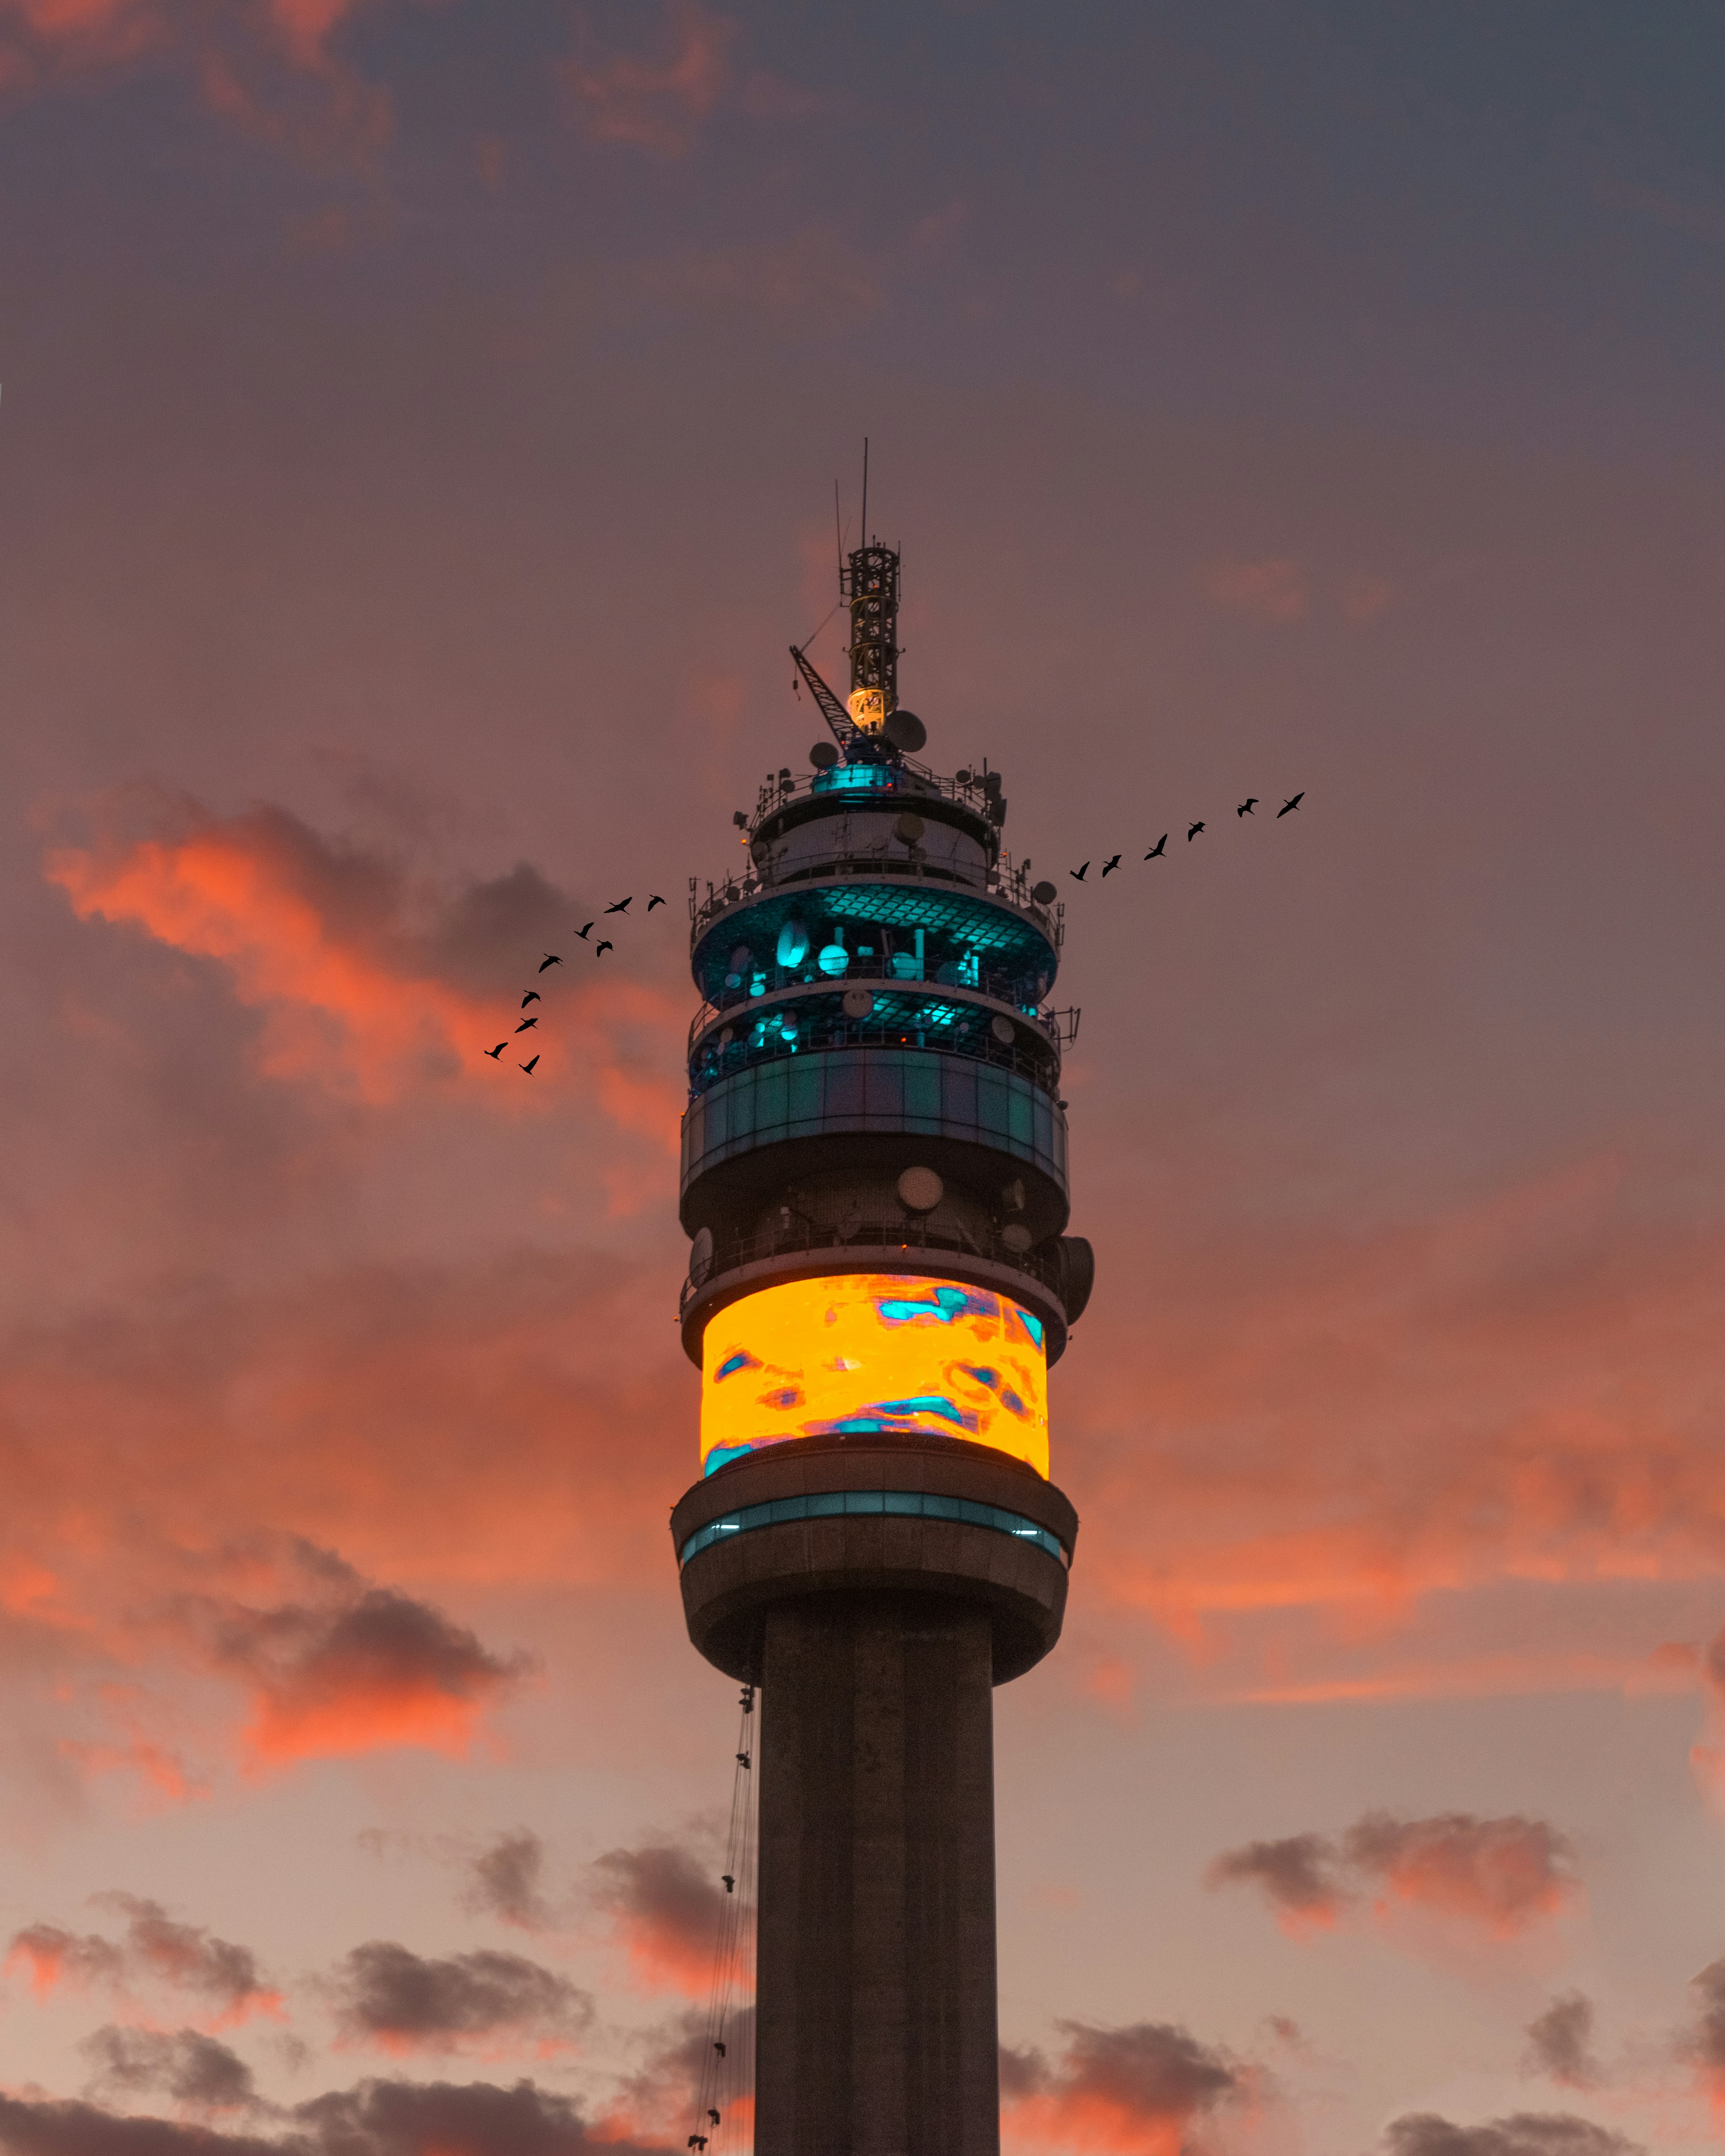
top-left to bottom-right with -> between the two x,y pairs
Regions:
563,0 -> 736,156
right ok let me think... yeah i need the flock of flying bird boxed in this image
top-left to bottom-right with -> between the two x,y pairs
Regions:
1067,789 -> 1304,879
482,891 -> 668,1072
481,786 -> 1306,1070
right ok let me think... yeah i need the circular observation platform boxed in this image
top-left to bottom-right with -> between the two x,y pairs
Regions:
670,1434 -> 1079,1687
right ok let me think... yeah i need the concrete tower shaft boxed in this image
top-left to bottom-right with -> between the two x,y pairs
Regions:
671,543 -> 1091,2156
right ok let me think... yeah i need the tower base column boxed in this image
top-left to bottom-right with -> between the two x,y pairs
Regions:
756,1591 -> 999,2156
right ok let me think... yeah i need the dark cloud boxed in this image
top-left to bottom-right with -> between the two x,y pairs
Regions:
1384,2113 -> 1641,2156
465,1830 -> 554,1931
6,1897 -> 276,2023
0,2078 -> 662,2156
199,1545 -> 532,1767
81,2026 -> 257,2108
588,1840 -> 723,1995
1683,1958 -> 1725,2089
1524,1994 -> 1600,2088
1204,1832 -> 1347,1925
1001,2018 -> 1238,2144
1207,1811 -> 1579,1940
331,1941 -> 593,2052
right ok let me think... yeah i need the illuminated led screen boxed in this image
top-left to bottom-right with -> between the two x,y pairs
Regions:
700,1274 -> 1049,1478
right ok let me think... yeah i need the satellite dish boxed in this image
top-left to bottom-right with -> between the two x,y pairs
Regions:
893,811 -> 925,846
810,742 -> 839,770
897,1165 -> 944,1213
991,1016 -> 1015,1046
955,768 -> 972,784
690,1225 -> 714,1283
717,1027 -> 734,1047
776,917 -> 810,967
1031,880 -> 1057,905
883,708 -> 927,754
842,987 -> 875,1019
1001,1223 -> 1034,1254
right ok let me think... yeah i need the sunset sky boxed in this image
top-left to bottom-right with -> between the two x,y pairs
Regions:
2,3 -> 1725,2150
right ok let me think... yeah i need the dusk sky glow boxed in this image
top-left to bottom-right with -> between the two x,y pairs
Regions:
2,3 -> 1725,2150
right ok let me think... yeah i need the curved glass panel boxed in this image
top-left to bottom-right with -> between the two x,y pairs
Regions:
679,1490 -> 1068,1567
700,1273 -> 1049,1477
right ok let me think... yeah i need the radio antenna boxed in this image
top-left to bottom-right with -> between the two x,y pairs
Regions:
834,480 -> 843,590
860,436 -> 869,547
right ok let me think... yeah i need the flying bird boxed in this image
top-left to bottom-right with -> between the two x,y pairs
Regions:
515,1016 -> 539,1033
605,896 -> 632,914
1187,821 -> 1205,841
538,953 -> 562,972
520,990 -> 541,1008
647,893 -> 666,910
1069,862 -> 1090,881
1278,791 -> 1304,817
519,1054 -> 539,1073
1238,797 -> 1258,817
1144,834 -> 1167,858
596,939 -> 613,956
1101,854 -> 1122,876
483,1043 -> 506,1059
575,922 -> 594,940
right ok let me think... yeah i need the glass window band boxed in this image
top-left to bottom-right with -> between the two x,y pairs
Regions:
678,1489 -> 1068,1568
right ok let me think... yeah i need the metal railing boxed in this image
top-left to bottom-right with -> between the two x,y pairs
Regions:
680,1213 -> 1062,1317
745,760 -> 996,834
686,1009 -> 1064,1102
690,849 -> 1060,951
686,957 -> 1067,1056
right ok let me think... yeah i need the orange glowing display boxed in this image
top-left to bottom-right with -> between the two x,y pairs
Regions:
700,1274 -> 1049,1478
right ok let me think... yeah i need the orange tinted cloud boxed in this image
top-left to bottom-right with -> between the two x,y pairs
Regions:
1207,1812 -> 1580,1945
47,799 -> 684,1138
587,1839 -> 726,1998
1002,2018 -> 1244,2156
198,1550 -> 532,1770
1073,1151 -> 1725,1696
6,1894 -> 281,2028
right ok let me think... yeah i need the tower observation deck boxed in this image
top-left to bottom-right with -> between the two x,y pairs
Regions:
670,536 -> 1093,2156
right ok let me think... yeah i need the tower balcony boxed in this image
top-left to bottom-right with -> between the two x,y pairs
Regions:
686,978 -> 1073,1104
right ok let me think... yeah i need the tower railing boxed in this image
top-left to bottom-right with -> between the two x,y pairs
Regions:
686,958 -> 1071,1054
691,848 -> 1060,949
679,1210 -> 1064,1318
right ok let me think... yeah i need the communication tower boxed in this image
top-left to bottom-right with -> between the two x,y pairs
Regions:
671,533 -> 1093,2156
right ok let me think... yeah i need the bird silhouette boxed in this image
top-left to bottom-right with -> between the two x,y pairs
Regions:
483,1043 -> 506,1059
714,2041 -> 726,2058
736,1751 -> 750,1768
515,1016 -> 539,1033
519,1054 -> 539,1074
521,990 -> 541,1008
1277,791 -> 1304,817
647,893 -> 666,909
1187,821 -> 1205,841
538,953 -> 562,972
605,896 -> 632,914
1144,834 -> 1167,859
688,2139 -> 708,2152
722,1875 -> 735,1893
1070,862 -> 1090,881
596,939 -> 613,956
1238,797 -> 1258,817
1101,854 -> 1122,875
575,922 -> 594,940
708,2111 -> 720,2129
